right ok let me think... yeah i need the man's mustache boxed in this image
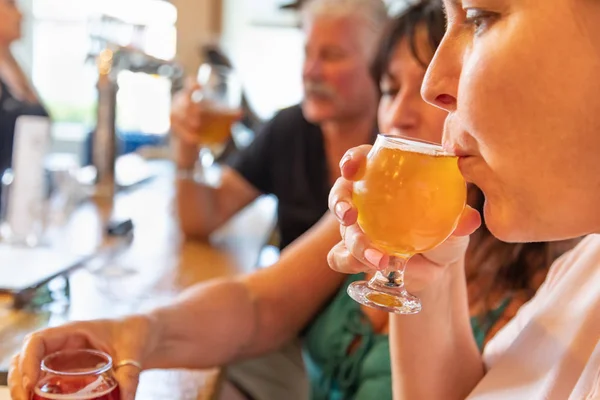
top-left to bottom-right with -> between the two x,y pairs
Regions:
304,81 -> 336,98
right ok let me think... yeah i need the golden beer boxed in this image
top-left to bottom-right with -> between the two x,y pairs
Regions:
353,138 -> 466,258
197,106 -> 239,147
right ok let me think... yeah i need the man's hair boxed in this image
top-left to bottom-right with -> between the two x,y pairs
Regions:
301,0 -> 389,59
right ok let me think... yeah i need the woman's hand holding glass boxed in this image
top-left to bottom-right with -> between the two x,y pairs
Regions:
8,316 -> 155,400
328,142 -> 482,310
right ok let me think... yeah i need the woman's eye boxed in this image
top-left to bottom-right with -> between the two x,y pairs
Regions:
380,87 -> 399,98
464,9 -> 498,35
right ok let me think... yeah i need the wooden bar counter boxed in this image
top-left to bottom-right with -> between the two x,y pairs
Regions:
0,161 -> 277,399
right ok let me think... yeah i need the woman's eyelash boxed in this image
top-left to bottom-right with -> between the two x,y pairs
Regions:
381,88 -> 399,97
463,9 -> 499,34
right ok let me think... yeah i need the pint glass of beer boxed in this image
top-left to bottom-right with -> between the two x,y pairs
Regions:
191,63 -> 242,182
348,135 -> 466,314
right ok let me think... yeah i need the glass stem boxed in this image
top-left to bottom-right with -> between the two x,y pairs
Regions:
197,147 -> 223,186
368,256 -> 409,291
193,147 -> 208,183
199,147 -> 215,169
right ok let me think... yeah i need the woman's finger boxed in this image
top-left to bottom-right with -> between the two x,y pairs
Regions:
421,235 -> 471,267
452,205 -> 481,237
111,317 -> 151,400
343,223 -> 389,270
328,177 -> 358,226
113,363 -> 142,400
327,241 -> 373,275
339,145 -> 371,180
8,354 -> 27,400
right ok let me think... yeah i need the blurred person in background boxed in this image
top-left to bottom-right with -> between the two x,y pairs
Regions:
170,0 -> 384,249
7,1 -> 578,400
0,0 -> 49,174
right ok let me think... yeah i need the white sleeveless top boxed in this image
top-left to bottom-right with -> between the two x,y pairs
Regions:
468,234 -> 600,399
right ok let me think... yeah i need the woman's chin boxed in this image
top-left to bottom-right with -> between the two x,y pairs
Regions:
483,201 -> 525,243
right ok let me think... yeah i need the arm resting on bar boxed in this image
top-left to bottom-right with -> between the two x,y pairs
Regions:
144,213 -> 345,369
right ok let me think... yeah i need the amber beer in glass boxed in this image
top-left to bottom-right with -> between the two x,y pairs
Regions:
191,63 -> 242,183
33,350 -> 120,400
348,135 -> 466,314
197,105 -> 241,149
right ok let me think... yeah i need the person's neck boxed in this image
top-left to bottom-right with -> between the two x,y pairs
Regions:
0,45 -> 15,75
321,113 -> 375,151
0,45 -> 10,61
320,112 -> 376,183
0,47 -> 36,103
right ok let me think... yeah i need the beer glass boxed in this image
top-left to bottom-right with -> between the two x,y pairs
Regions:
191,63 -> 242,183
33,349 -> 120,400
348,135 -> 466,314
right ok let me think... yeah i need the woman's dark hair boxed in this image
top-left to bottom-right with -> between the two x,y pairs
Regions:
371,0 -> 445,85
370,0 -> 579,340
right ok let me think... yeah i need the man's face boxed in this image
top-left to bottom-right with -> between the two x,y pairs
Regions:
302,15 -> 378,124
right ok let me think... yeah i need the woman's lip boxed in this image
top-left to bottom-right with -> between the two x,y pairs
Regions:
449,147 -> 471,157
442,142 -> 471,157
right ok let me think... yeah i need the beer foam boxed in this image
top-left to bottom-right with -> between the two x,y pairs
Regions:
378,135 -> 452,156
200,103 -> 241,116
34,379 -> 116,400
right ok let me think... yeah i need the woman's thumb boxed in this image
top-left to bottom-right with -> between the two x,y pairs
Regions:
421,206 -> 480,266
453,206 -> 481,237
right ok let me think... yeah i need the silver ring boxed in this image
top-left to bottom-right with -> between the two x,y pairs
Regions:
115,359 -> 143,370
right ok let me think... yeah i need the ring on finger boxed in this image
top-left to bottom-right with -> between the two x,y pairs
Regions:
115,359 -> 142,370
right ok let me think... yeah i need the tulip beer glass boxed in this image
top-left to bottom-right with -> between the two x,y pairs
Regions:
348,135 -> 466,314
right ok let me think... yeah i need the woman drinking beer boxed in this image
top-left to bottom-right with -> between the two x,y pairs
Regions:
7,1 -> 578,399
327,0 -> 600,398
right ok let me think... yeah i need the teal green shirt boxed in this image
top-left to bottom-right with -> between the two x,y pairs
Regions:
303,274 -> 509,400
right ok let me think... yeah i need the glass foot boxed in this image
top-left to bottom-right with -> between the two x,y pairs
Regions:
347,280 -> 422,314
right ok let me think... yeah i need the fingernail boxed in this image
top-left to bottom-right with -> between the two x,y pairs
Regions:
339,154 -> 352,170
335,202 -> 351,221
364,249 -> 384,268
22,376 -> 31,391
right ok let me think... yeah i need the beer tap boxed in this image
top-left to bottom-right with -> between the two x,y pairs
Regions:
90,43 -> 183,199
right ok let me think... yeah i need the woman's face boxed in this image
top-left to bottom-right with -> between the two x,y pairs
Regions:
422,0 -> 600,242
378,36 -> 448,144
0,0 -> 22,46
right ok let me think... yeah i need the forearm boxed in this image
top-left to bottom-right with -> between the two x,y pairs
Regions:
173,136 -> 219,237
390,261 -> 484,400
143,214 -> 345,370
237,215 -> 346,359
175,172 -> 259,238
144,278 -> 258,370
176,178 -> 220,238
